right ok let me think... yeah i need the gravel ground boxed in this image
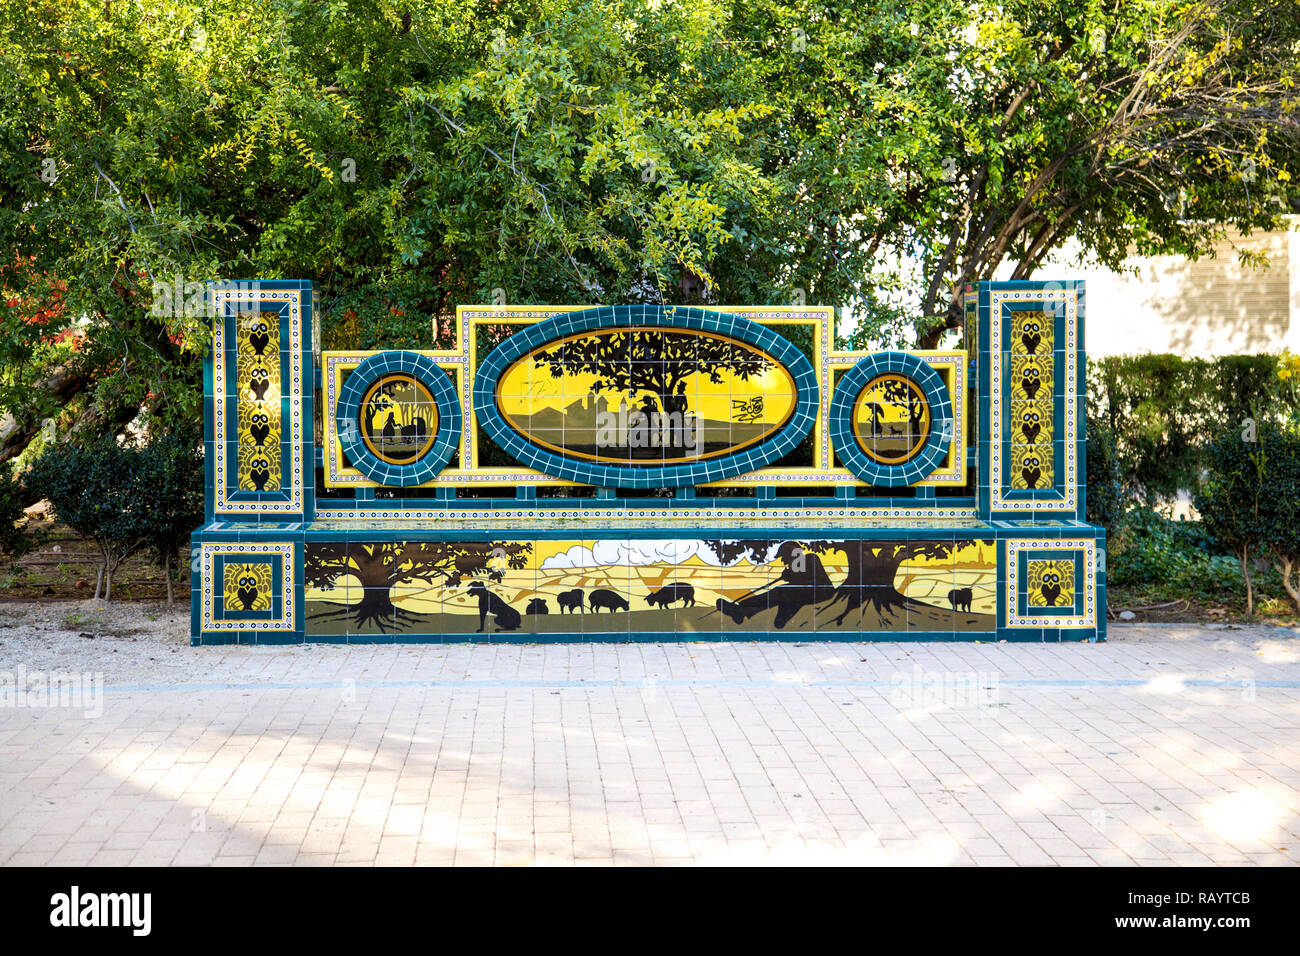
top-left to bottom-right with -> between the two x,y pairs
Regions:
0,600 -> 193,685
0,598 -> 1297,689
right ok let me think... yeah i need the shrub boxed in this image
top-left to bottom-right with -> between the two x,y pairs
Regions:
26,437 -> 155,601
139,430 -> 205,606
26,432 -> 205,604
1089,353 -> 1294,504
1252,425 -> 1300,612
1278,348 -> 1300,408
1090,354 -> 1206,502
1194,421 -> 1271,613
1084,412 -> 1126,530
1107,506 -> 1226,593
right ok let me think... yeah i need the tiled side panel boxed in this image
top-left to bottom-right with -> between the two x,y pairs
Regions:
978,281 -> 1084,520
208,281 -> 313,520
192,541 -> 302,644
1001,536 -> 1105,640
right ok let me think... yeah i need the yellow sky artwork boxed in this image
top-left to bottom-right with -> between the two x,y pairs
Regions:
496,363 -> 796,424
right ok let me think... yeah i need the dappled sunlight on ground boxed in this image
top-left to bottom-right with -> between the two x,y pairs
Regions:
0,616 -> 1296,865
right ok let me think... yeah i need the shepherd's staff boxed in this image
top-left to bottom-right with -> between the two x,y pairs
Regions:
696,576 -> 785,620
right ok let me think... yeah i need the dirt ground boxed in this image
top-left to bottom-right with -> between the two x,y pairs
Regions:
1107,586 -> 1300,627
0,513 -> 182,603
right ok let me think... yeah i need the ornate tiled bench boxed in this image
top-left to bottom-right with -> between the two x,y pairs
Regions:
190,281 -> 1105,644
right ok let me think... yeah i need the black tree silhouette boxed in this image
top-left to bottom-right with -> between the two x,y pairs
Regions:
304,540 -> 531,632
880,377 -> 926,443
702,538 -> 959,626
533,330 -> 773,414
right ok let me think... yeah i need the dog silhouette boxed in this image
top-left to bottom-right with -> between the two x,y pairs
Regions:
467,582 -> 520,632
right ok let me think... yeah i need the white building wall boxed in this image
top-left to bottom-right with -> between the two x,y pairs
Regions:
1015,218 -> 1300,357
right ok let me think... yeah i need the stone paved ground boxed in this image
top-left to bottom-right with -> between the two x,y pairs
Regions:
1,613 -> 1297,866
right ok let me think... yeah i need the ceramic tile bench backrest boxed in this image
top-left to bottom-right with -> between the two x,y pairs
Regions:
190,281 -> 1104,644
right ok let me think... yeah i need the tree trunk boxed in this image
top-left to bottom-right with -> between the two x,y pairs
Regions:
165,551 -> 174,608
351,546 -> 397,630
1240,546 -> 1254,615
62,393 -> 146,451
1276,553 -> 1300,613
821,542 -> 922,625
0,362 -> 91,464
916,296 -> 964,349
855,545 -> 912,608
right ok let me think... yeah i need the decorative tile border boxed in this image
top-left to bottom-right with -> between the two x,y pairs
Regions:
1005,538 -> 1097,628
312,506 -> 983,523
826,352 -> 967,485
828,351 -> 953,486
472,306 -> 820,488
213,287 -> 305,514
919,351 -> 967,484
324,353 -> 469,486
463,306 -> 843,487
334,350 -> 461,486
988,288 -> 1078,514
200,542 -> 295,632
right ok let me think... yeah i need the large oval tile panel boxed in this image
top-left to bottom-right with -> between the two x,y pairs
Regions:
473,306 -> 818,487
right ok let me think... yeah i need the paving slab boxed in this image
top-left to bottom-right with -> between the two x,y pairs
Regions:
1,611 -> 1297,865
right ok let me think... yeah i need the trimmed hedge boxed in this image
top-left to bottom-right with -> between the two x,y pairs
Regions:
1090,352 -> 1300,612
1195,420 -> 1300,612
1087,353 -> 1296,503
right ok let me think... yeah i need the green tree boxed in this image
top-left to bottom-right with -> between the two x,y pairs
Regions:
139,430 -> 205,607
1194,419 -> 1270,613
1251,424 -> 1300,612
0,460 -> 42,560
25,439 -> 155,600
900,0 -> 1300,343
0,0 -> 777,468
2,0 -> 1296,467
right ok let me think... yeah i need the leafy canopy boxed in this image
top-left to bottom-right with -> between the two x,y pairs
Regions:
2,0 -> 1296,461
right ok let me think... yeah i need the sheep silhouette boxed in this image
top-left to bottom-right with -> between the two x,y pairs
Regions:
588,589 -> 629,613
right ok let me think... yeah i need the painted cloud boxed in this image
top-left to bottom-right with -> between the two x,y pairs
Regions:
540,538 -> 777,570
